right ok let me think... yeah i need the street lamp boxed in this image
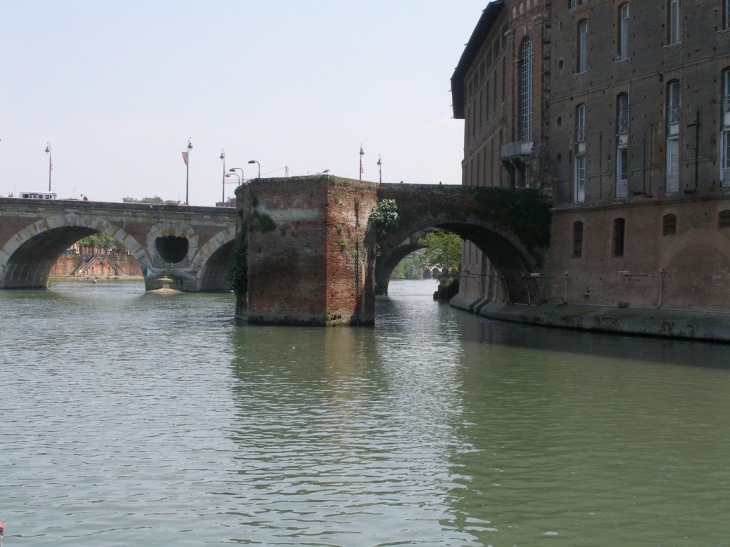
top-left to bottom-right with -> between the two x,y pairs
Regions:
220,149 -> 226,204
229,167 -> 244,184
45,142 -> 52,192
184,138 -> 193,205
248,159 -> 260,179
226,172 -> 241,184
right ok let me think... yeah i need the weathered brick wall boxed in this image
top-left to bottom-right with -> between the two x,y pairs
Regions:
241,176 -> 377,326
50,254 -> 142,277
545,196 -> 730,311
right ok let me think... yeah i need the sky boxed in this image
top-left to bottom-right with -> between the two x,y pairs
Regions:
1,1 -> 484,206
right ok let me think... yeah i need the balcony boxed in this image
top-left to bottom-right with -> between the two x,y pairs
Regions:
500,141 -> 533,160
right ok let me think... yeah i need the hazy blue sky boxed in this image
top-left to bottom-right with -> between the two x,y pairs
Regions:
1,1 -> 484,205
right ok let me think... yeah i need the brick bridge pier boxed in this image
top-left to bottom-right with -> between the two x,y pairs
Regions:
0,198 -> 237,291
234,175 -> 551,325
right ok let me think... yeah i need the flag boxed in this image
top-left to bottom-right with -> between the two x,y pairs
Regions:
182,151 -> 188,166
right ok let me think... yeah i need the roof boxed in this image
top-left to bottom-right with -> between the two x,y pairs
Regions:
451,1 -> 505,119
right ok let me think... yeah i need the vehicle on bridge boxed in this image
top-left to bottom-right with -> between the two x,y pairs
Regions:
19,191 -> 57,200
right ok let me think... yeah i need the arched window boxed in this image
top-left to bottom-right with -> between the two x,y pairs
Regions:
666,80 -> 680,192
663,214 -> 677,236
618,3 -> 630,60
572,221 -> 584,258
613,218 -> 626,257
519,38 -> 534,144
577,20 -> 589,73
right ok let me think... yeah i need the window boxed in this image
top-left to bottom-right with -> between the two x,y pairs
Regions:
577,20 -> 589,73
520,38 -> 534,144
576,103 -> 586,142
725,0 -> 730,30
666,81 -> 680,192
722,131 -> 730,188
668,0 -> 680,44
618,3 -> 630,60
666,138 -> 680,192
663,214 -> 677,235
617,147 -> 629,198
720,69 -> 730,188
617,93 -> 629,134
613,218 -> 626,257
574,155 -> 586,202
667,80 -> 680,125
719,210 -> 730,228
572,221 -> 584,258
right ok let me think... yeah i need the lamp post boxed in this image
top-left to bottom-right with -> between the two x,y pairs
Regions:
45,142 -> 52,192
377,155 -> 382,184
229,167 -> 244,185
248,159 -> 260,179
220,149 -> 226,204
183,138 -> 193,205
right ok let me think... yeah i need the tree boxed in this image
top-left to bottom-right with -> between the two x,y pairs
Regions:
122,196 -> 164,204
78,232 -> 125,252
418,230 -> 462,283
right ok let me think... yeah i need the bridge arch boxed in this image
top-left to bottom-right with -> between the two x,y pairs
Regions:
375,213 -> 539,303
189,226 -> 237,292
0,213 -> 148,289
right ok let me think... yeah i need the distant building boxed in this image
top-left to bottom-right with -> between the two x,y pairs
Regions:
453,0 -> 730,311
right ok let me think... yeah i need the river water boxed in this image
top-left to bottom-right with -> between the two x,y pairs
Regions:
1,280 -> 729,546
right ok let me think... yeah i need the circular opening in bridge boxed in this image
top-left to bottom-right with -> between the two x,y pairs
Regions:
155,236 -> 189,264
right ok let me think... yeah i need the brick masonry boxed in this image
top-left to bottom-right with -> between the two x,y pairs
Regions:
237,176 -> 377,326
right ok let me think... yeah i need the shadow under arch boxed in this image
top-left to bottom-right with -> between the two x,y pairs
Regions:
0,213 -> 147,289
375,215 -> 539,304
189,226 -> 236,292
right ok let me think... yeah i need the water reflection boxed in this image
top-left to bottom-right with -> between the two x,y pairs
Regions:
2,280 -> 729,546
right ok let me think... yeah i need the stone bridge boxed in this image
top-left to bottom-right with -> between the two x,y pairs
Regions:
0,198 -> 237,291
234,176 -> 551,326
374,183 -> 550,302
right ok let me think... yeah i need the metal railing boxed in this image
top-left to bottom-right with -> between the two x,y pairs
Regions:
667,108 -> 680,124
617,117 -> 629,134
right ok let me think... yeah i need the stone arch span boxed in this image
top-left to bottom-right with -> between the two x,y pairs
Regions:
375,214 -> 539,303
189,226 -> 237,292
0,213 -> 147,289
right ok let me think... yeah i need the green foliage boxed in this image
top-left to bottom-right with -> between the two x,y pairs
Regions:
473,188 -> 551,252
79,232 -> 124,251
122,196 -> 164,204
227,234 -> 248,296
418,230 -> 462,281
390,252 -> 426,280
370,198 -> 399,238
251,211 -> 276,233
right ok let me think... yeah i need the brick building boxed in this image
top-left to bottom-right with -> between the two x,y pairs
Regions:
452,0 -> 730,312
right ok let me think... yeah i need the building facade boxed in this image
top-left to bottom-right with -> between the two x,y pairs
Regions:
453,0 -> 730,312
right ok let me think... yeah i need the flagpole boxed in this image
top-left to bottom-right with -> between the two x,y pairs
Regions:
359,144 -> 364,181
185,138 -> 192,205
45,142 -> 52,192
220,149 -> 226,204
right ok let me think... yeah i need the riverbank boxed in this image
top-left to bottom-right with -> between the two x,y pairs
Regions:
49,275 -> 144,284
451,295 -> 730,342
